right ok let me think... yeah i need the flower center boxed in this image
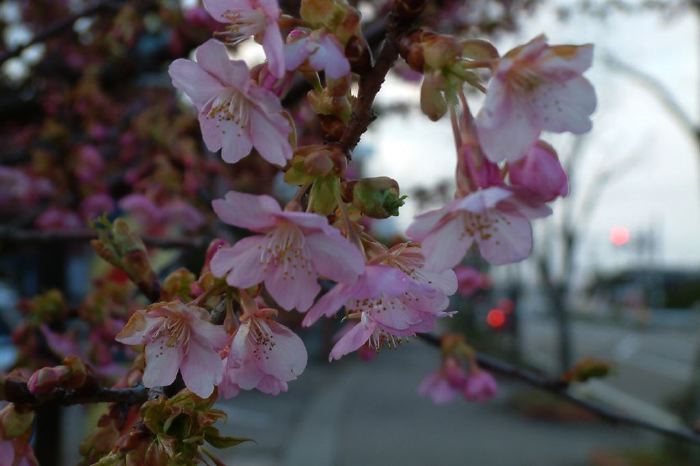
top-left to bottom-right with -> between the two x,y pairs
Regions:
207,89 -> 251,127
154,314 -> 190,349
248,319 -> 275,361
259,223 -> 313,279
509,67 -> 543,93
462,211 -> 497,241
219,9 -> 266,45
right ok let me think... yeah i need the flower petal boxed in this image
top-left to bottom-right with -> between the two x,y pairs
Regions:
260,321 -> 307,382
212,191 -> 280,230
307,231 -> 364,283
220,120 -> 254,163
262,21 -> 286,78
476,92 -> 540,163
421,216 -> 473,271
250,108 -> 292,166
143,337 -> 181,388
475,210 -> 532,265
329,320 -> 376,361
180,340 -> 224,398
264,251 -> 321,311
531,77 -> 596,134
302,282 -> 355,325
196,39 -> 250,89
211,237 -> 267,288
169,58 -> 226,110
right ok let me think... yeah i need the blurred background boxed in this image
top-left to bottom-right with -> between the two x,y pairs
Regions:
1,0 -> 700,465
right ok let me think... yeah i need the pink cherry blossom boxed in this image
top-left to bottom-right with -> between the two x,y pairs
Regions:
285,30 -> 351,79
40,325 -> 81,359
418,358 -> 468,405
0,167 -> 32,210
407,186 -> 551,270
80,193 -> 115,221
508,141 -> 568,203
35,208 -> 82,231
252,62 -> 293,97
162,199 -> 206,232
219,305 -> 307,397
115,301 -> 228,398
381,243 -> 458,297
204,0 -> 286,78
74,145 -> 105,182
302,265 -> 451,360
210,191 -> 365,311
454,266 -> 489,297
463,370 -> 498,402
169,39 -> 293,165
119,194 -> 161,229
475,35 -> 596,163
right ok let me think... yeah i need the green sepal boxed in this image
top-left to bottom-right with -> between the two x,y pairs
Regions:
203,427 -> 253,449
309,176 -> 340,215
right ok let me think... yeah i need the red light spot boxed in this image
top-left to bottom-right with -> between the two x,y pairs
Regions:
609,227 -> 630,247
487,308 -> 506,329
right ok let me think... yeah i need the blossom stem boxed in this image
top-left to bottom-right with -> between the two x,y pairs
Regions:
334,189 -> 365,257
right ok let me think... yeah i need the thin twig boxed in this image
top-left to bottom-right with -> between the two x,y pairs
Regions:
604,54 -> 700,144
417,333 -> 700,445
0,1 -> 124,66
2,379 -> 148,408
0,227 -> 208,250
338,2 -> 426,154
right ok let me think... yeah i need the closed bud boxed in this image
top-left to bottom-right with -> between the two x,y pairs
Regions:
335,5 -> 362,43
27,365 -> 71,395
304,150 -> 335,176
508,141 -> 568,203
399,30 -> 425,71
251,63 -> 293,98
350,177 -> 406,218
345,35 -> 372,75
422,33 -> 459,70
318,115 -> 346,141
420,71 -> 447,121
162,268 -> 197,300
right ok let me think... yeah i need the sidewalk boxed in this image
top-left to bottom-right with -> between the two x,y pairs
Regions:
218,342 -> 645,466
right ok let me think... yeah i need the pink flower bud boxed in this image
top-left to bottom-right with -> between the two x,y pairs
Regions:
27,366 -> 71,395
443,358 -> 467,388
75,145 -> 105,182
463,370 -> 498,402
253,63 -> 294,98
162,199 -> 205,232
454,266 -> 488,297
508,142 -> 568,203
80,193 -> 115,221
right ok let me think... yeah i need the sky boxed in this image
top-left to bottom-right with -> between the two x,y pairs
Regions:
15,0 -> 691,279
364,2 -> 700,278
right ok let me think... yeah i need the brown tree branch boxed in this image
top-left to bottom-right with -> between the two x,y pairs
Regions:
0,227 -> 208,250
338,1 -> 426,154
418,333 -> 700,445
2,379 -> 148,408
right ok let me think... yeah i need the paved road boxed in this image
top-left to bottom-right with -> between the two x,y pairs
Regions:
219,341 -> 646,466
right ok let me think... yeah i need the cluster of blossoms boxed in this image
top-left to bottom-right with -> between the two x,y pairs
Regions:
0,0 -> 597,462
416,334 -> 502,404
122,0 -> 594,401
